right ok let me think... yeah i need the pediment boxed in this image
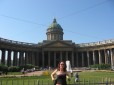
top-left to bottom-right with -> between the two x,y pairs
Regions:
49,42 -> 68,47
42,41 -> 74,47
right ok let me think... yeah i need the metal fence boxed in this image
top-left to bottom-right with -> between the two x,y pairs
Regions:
0,79 -> 114,85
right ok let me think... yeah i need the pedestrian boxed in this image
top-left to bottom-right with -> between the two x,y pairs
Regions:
75,72 -> 79,82
51,61 -> 70,85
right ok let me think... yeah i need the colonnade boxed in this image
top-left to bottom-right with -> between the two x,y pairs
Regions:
42,51 -> 74,68
76,49 -> 114,68
0,49 -> 37,66
0,48 -> 114,68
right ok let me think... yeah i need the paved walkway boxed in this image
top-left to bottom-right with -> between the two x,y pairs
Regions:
0,71 -> 43,77
25,71 -> 43,76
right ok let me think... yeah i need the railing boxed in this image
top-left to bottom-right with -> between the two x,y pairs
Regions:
1,37 -> 114,48
0,37 -> 37,47
0,78 -> 114,85
77,39 -> 114,47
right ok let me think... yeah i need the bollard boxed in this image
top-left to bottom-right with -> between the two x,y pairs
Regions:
106,78 -> 108,85
42,80 -> 43,85
109,78 -> 111,85
93,80 -> 94,85
34,80 -> 35,85
28,79 -> 29,85
48,80 -> 49,85
12,80 -> 13,85
37,80 -> 39,85
88,79 -> 90,85
23,80 -> 24,85
106,81 -> 108,85
83,78 -> 85,85
74,78 -> 75,84
17,80 -> 19,85
0,80 -> 2,85
6,80 -> 8,85
102,78 -> 104,84
78,79 -> 80,85
98,81 -> 99,85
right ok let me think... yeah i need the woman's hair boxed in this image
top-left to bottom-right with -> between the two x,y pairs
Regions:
57,61 -> 66,72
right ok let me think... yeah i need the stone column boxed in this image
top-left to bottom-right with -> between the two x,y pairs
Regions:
87,51 -> 90,66
34,52 -> 37,66
7,50 -> 11,66
19,52 -> 21,66
93,51 -> 96,65
54,51 -> 56,67
13,51 -> 18,66
104,49 -> 107,64
1,49 -> 5,65
48,51 -> 50,67
36,52 -> 39,66
60,51 -> 62,61
32,52 -> 35,65
82,52 -> 84,67
25,52 -> 29,65
22,52 -> 25,66
66,51 -> 68,60
98,50 -> 102,64
72,51 -> 74,67
110,49 -> 114,69
19,52 -> 24,66
42,51 -> 44,67
28,52 -> 31,64
76,52 -> 78,67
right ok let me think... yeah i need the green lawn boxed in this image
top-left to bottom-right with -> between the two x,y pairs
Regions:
0,70 -> 114,85
72,71 -> 114,84
7,72 -> 22,75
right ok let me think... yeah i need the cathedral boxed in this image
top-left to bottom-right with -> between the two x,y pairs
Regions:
0,19 -> 114,68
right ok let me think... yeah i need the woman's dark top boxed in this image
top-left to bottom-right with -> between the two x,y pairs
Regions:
55,74 -> 67,85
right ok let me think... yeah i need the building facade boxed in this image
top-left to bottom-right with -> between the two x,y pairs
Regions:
0,19 -> 114,68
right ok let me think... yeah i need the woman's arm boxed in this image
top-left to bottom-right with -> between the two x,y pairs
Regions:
66,72 -> 71,81
51,69 -> 57,81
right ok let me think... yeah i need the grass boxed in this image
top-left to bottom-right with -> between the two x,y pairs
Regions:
0,76 -> 52,85
7,72 -> 22,75
72,71 -> 114,84
0,70 -> 114,85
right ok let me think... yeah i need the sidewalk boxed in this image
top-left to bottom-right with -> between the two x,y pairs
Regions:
0,71 -> 43,77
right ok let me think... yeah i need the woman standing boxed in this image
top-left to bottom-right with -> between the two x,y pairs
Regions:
51,61 -> 70,85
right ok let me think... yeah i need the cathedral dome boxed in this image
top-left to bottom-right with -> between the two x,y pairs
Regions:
46,18 -> 64,40
48,18 -> 63,30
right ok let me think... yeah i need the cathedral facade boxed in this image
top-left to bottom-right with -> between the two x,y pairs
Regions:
0,19 -> 114,68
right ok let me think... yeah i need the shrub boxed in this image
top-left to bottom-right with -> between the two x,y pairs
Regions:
34,66 -> 40,71
8,66 -> 20,72
19,64 -> 34,70
42,71 -> 49,76
90,64 -> 111,70
0,64 -> 8,74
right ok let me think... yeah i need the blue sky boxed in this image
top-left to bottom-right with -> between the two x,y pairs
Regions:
0,0 -> 114,44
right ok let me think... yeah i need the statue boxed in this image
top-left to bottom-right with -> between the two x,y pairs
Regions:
66,60 -> 73,77
66,60 -> 72,72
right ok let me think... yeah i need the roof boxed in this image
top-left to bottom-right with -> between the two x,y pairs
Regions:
48,18 -> 63,30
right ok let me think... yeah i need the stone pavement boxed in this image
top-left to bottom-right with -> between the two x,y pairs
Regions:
0,71 -> 43,77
